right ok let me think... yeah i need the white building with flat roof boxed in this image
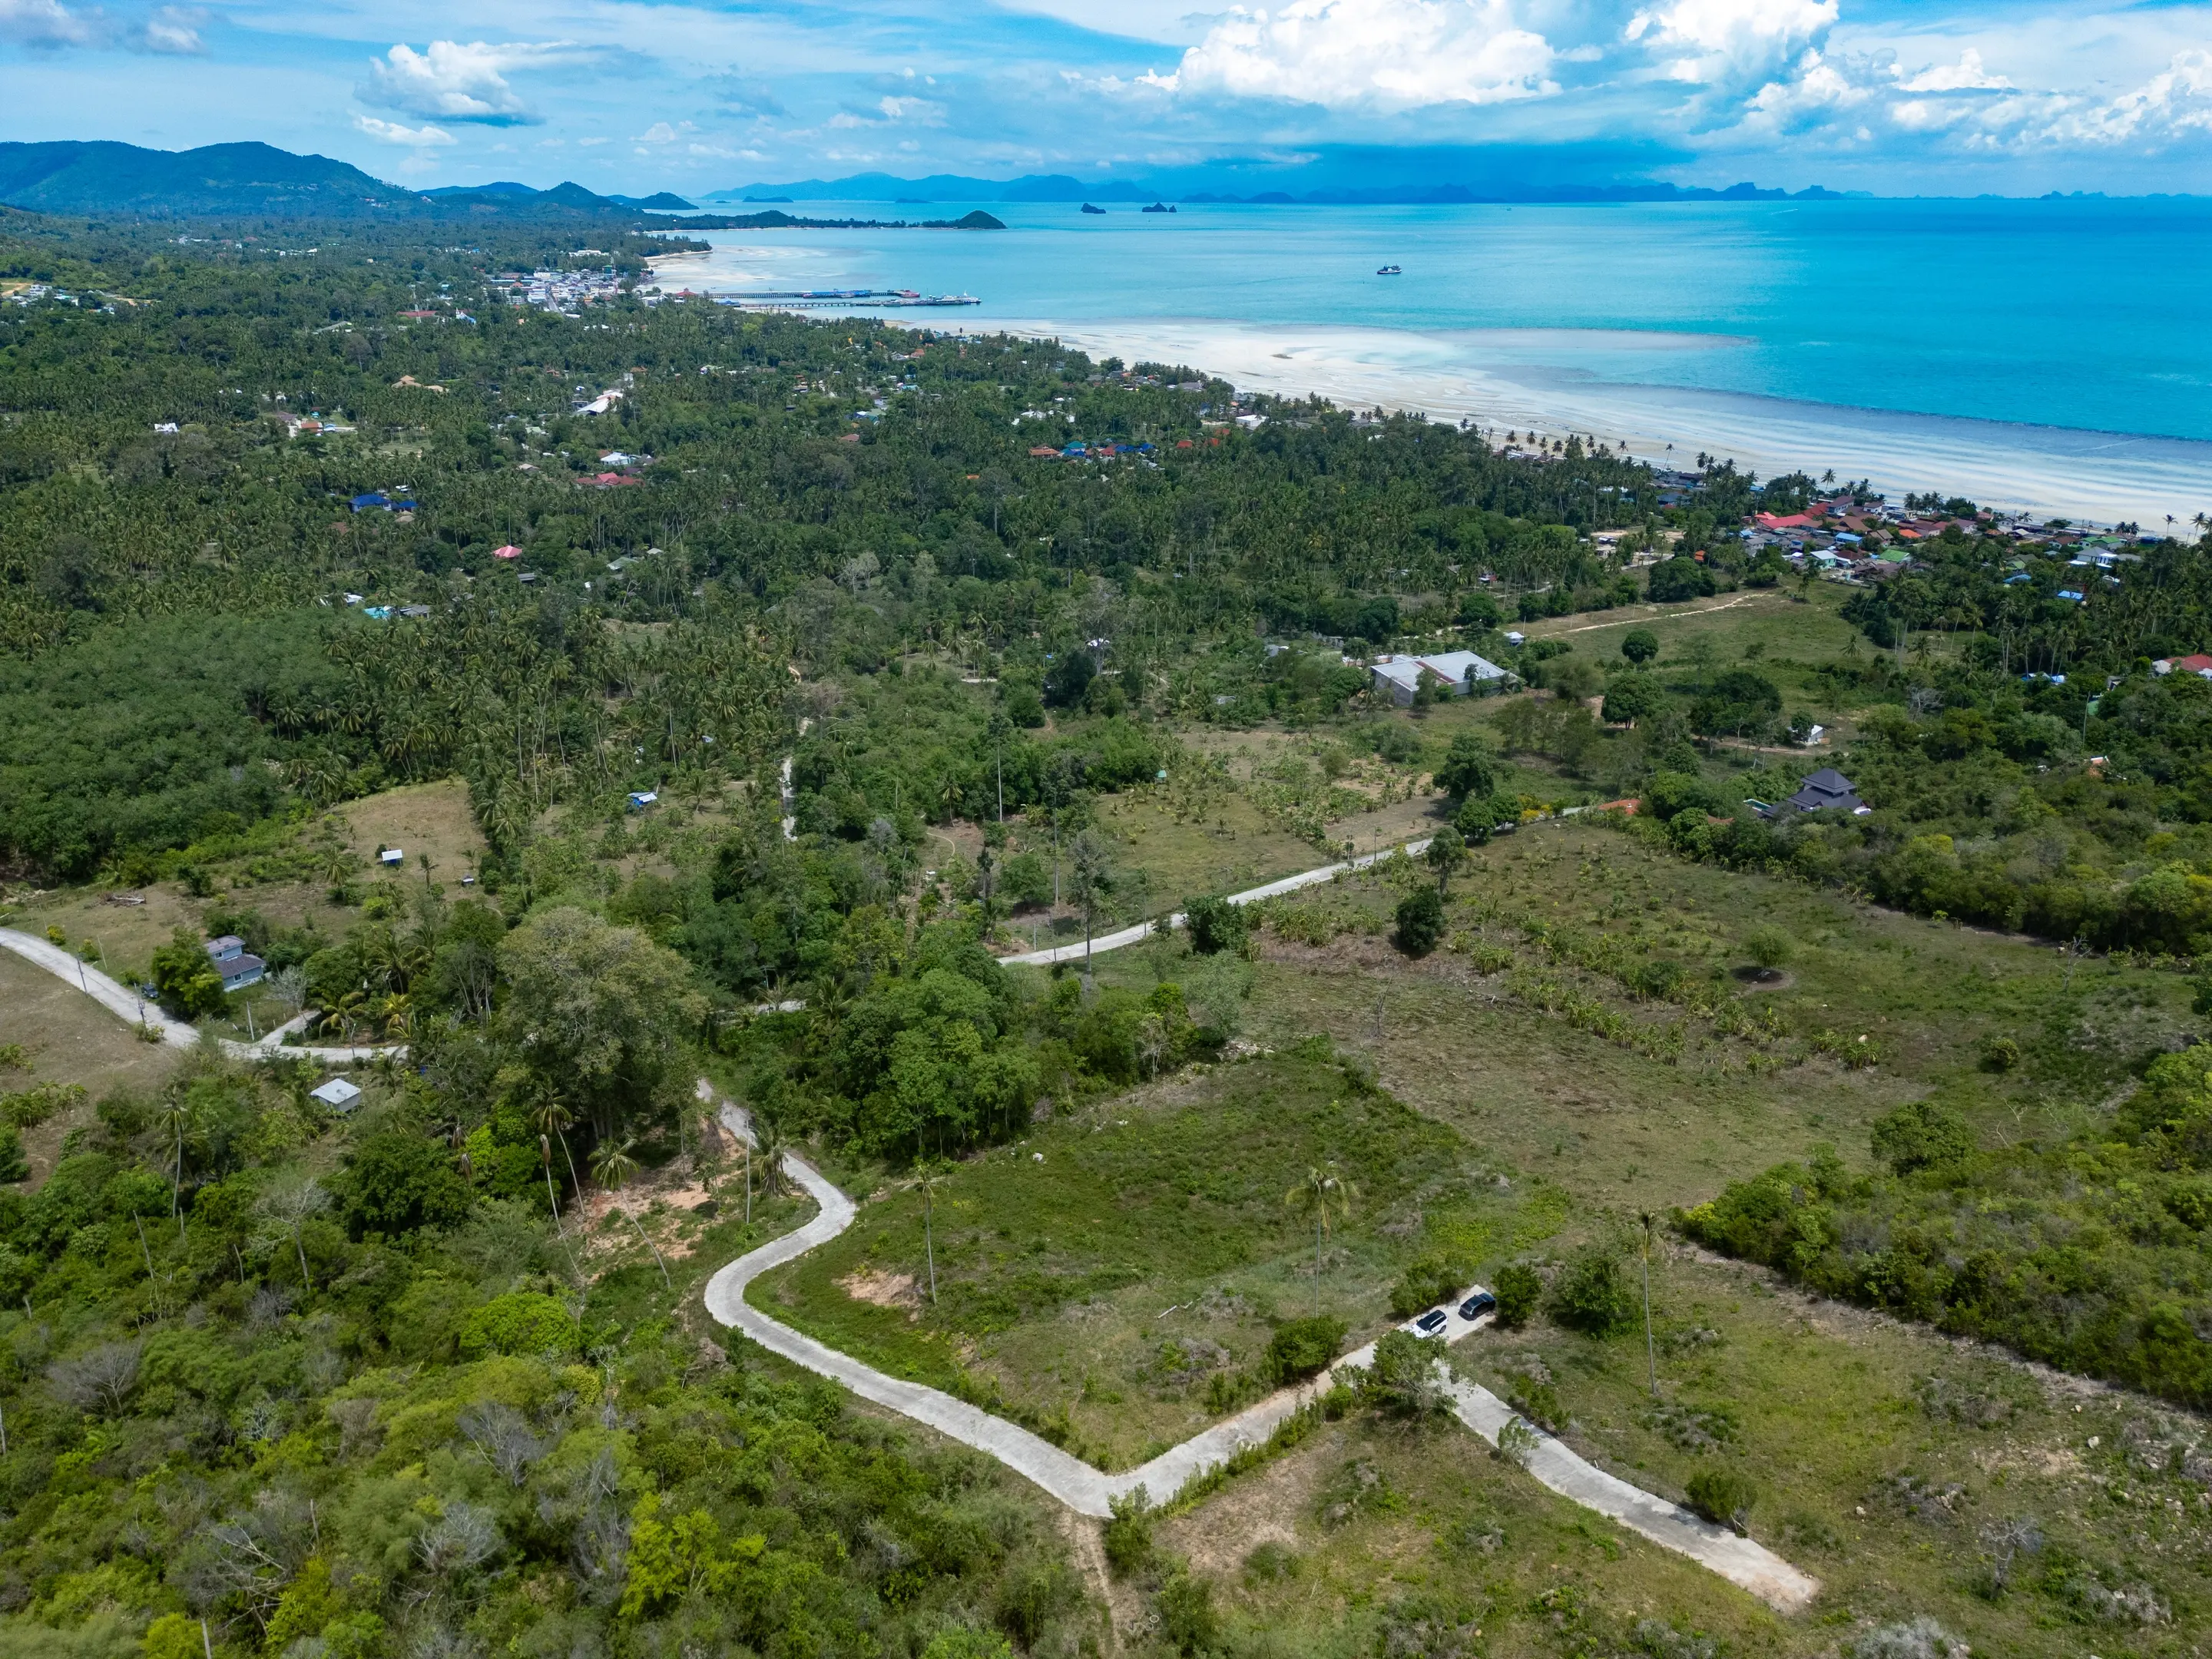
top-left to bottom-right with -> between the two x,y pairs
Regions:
1370,650 -> 1511,707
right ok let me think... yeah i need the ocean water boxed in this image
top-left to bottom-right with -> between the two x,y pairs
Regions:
646,198 -> 2212,525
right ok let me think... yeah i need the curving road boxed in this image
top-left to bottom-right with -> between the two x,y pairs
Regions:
0,929 -> 402,1065
697,1089 -> 1818,1613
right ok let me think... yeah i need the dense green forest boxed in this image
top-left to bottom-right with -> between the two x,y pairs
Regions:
12,204 -> 2212,1656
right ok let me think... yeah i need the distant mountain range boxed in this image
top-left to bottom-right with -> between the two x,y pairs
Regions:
707,171 -> 1870,206
0,141 -> 697,220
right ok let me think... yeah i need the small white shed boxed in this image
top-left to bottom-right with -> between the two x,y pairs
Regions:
310,1078 -> 363,1111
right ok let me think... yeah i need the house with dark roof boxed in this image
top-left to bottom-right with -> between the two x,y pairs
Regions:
1780,768 -> 1869,816
204,934 -> 264,992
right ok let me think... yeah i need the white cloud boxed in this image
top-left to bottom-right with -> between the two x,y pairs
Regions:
365,40 -> 573,125
354,114 -> 457,146
634,120 -> 697,141
1894,48 -> 2008,94
877,94 -> 942,121
2047,48 -> 2212,147
1153,0 -> 1558,110
130,5 -> 201,52
1626,0 -> 1836,88
0,0 -> 94,48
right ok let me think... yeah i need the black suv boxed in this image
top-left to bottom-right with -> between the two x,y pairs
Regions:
1459,1290 -> 1497,1321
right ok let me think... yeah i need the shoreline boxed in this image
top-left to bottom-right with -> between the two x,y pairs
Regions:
643,229 -> 2211,526
994,316 -> 2210,528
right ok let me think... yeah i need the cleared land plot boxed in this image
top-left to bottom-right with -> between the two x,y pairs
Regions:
337,777 -> 486,879
1157,1242 -> 2196,1658
757,1051 -> 1541,1471
0,948 -> 180,1183
1230,819 -> 2187,1222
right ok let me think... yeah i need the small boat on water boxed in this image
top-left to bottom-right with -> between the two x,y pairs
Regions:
1376,263 -> 1402,276
1080,203 -> 1106,215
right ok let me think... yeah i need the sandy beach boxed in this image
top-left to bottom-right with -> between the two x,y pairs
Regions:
646,223 -> 2212,529
987,316 -> 2210,529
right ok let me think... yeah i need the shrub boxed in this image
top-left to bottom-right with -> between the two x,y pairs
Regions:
1388,1256 -> 1471,1320
1621,628 -> 1659,665
1871,1101 -> 1973,1177
1492,1262 -> 1541,1329
1395,889 -> 1445,957
1267,1316 -> 1347,1382
1157,1567 -> 1220,1656
1550,1251 -> 1636,1336
1455,795 -> 1507,845
1359,1330 -> 1444,1418
1684,1466 -> 1757,1532
149,929 -> 226,1018
1979,1035 -> 2021,1073
1184,894 -> 1250,956
1102,1490 -> 1154,1578
458,1291 -> 578,1359
1434,730 -> 1498,801
1743,924 -> 1793,972
0,1124 -> 26,1184
336,1131 -> 474,1237
1647,556 -> 1717,603
1505,1376 -> 1565,1432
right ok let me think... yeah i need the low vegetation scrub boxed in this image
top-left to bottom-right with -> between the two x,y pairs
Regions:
1683,1053 -> 2212,1406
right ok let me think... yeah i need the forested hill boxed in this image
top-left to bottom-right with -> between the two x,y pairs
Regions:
0,142 -> 684,223
0,214 -> 1654,884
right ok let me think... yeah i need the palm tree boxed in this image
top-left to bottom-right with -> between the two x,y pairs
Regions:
157,1094 -> 197,1233
914,1160 -> 950,1306
1284,1161 -> 1357,1313
749,1112 -> 790,1199
591,1138 -> 670,1287
525,1081 -> 582,1197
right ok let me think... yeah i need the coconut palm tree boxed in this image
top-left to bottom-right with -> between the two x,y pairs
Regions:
591,1138 -> 670,1287
749,1112 -> 790,1199
1284,1161 -> 1357,1313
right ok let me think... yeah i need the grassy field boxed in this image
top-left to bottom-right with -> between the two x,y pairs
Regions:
1145,1237 -> 2200,1659
1228,820 -> 2190,1219
335,777 -> 486,879
755,1049 -> 1548,1470
1032,813 -> 2211,1647
0,948 -> 180,1183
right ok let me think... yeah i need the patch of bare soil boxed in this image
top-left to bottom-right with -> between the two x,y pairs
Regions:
1159,1426 -> 1340,1579
580,1157 -> 732,1262
839,1266 -> 922,1314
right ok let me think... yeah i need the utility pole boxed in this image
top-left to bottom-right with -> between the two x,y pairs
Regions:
1639,1211 -> 1660,1399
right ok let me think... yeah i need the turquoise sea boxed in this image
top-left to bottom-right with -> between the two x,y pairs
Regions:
647,198 -> 2212,525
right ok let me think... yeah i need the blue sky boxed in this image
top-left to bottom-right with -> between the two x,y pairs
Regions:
5,0 -> 2210,194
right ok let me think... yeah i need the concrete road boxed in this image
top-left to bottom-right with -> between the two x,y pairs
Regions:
0,929 -> 402,1065
697,1087 -> 1817,1611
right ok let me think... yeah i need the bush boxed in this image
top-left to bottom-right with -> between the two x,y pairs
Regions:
1550,1251 -> 1636,1336
149,929 -> 226,1018
1979,1035 -> 2021,1073
1157,1567 -> 1220,1656
1102,1490 -> 1154,1578
1455,795 -> 1508,845
1643,772 -> 1716,822
1647,556 -> 1717,603
1492,1262 -> 1541,1328
1621,628 -> 1659,665
0,1124 -> 25,1185
1505,1375 -> 1565,1432
1434,730 -> 1499,801
1871,1101 -> 1973,1177
1395,889 -> 1445,957
1684,1466 -> 1757,1532
1359,1330 -> 1444,1418
1267,1316 -> 1347,1382
458,1291 -> 578,1359
1184,894 -> 1249,956
336,1131 -> 474,1237
1601,672 -> 1662,726
1388,1256 -> 1471,1320
1743,924 -> 1793,972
